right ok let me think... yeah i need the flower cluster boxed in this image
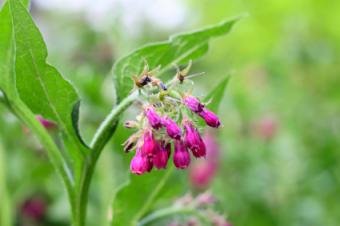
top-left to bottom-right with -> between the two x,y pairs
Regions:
123,63 -> 221,175
168,192 -> 233,226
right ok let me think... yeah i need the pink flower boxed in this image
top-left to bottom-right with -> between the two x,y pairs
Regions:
163,116 -> 182,140
190,162 -> 216,189
192,138 -> 206,158
189,131 -> 220,189
153,143 -> 171,169
183,120 -> 206,158
183,95 -> 204,113
199,109 -> 221,128
36,115 -> 57,130
144,106 -> 163,129
255,116 -> 278,140
173,140 -> 191,169
130,150 -> 152,175
141,130 -> 158,156
20,196 -> 46,220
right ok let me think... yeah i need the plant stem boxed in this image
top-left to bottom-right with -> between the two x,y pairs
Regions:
131,167 -> 174,225
137,205 -> 210,226
73,92 -> 138,226
9,99 -> 76,220
0,138 -> 12,226
90,91 -> 138,151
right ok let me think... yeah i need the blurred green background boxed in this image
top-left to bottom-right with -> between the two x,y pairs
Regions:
1,0 -> 340,225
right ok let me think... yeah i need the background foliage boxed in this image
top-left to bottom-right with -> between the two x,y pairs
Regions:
1,0 -> 340,226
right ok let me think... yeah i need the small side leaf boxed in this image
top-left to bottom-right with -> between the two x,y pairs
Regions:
204,76 -> 230,113
113,16 -> 241,102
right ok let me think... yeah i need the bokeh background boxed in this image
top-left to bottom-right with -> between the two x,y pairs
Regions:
1,0 -> 340,225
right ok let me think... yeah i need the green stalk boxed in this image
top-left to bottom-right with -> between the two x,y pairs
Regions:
0,138 -> 12,226
9,98 -> 76,222
73,92 -> 138,226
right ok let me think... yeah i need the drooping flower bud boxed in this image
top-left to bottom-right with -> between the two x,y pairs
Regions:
145,156 -> 154,173
144,106 -> 162,129
191,138 -> 206,158
183,95 -> 204,113
36,115 -> 57,130
123,134 -> 139,152
173,140 -> 191,169
162,116 -> 182,140
124,120 -> 138,129
130,150 -> 150,175
141,130 -> 158,156
199,109 -> 221,128
153,143 -> 171,169
183,120 -> 205,158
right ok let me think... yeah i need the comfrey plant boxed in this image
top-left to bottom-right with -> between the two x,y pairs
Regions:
0,1 -> 242,225
124,63 -> 221,175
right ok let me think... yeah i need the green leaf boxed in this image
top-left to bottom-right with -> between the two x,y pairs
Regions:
204,76 -> 230,113
0,3 -> 16,98
113,16 -> 241,103
111,167 -> 185,226
8,0 -> 88,155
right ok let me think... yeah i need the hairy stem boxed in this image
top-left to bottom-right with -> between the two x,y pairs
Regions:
73,92 -> 138,226
90,92 -> 138,150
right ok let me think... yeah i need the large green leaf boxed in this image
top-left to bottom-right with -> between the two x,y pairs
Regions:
0,3 -> 16,98
7,0 -> 87,155
113,17 -> 241,103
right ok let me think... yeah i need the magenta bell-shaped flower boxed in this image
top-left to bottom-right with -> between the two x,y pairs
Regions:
144,106 -> 163,129
183,95 -> 204,113
130,150 -> 151,175
199,109 -> 221,128
183,120 -> 206,158
183,120 -> 201,148
162,116 -> 182,140
191,138 -> 206,158
173,140 -> 191,169
141,130 -> 158,156
153,143 -> 171,169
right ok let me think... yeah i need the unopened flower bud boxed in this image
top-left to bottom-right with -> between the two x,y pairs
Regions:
199,109 -> 221,128
192,138 -> 206,158
183,120 -> 206,158
183,95 -> 204,113
124,120 -> 138,129
141,130 -> 158,156
123,134 -> 139,152
144,106 -> 163,129
163,116 -> 182,140
153,143 -> 171,169
130,150 -> 151,175
173,140 -> 191,169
